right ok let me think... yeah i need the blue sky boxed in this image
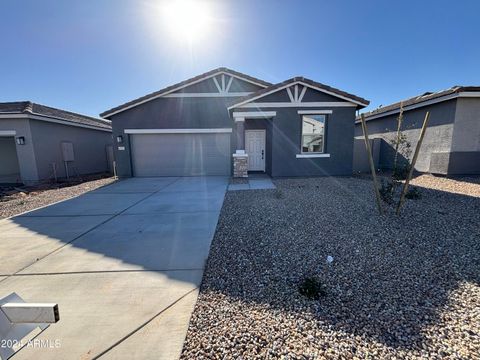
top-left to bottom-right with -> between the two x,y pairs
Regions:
1,0 -> 479,117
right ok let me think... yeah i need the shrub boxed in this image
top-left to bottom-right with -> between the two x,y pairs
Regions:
379,179 -> 395,204
298,276 -> 327,300
392,163 -> 410,181
406,186 -> 421,200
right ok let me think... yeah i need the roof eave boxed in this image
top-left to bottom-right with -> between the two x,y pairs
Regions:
100,67 -> 272,119
227,78 -> 369,110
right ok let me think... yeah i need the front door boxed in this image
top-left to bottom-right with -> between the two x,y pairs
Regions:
245,130 -> 266,171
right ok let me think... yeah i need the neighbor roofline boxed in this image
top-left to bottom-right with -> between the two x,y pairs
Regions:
100,67 -> 272,118
0,113 -> 112,132
357,90 -> 480,123
227,77 -> 369,110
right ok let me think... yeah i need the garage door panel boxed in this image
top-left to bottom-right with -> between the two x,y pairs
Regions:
131,133 -> 231,176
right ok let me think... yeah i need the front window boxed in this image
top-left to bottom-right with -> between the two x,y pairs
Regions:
301,114 -> 326,153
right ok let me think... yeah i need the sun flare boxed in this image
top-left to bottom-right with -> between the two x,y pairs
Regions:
162,0 -> 213,42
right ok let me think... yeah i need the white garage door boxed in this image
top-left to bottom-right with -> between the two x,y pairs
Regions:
130,133 -> 231,176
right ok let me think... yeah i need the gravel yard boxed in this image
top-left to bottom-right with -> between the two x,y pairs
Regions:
0,175 -> 116,218
181,175 -> 480,359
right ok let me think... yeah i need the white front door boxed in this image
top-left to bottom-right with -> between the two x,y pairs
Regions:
245,130 -> 266,171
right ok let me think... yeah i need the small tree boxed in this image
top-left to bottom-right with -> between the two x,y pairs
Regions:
379,103 -> 421,207
361,106 -> 430,215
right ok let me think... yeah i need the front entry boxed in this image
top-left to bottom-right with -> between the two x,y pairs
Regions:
245,130 -> 266,171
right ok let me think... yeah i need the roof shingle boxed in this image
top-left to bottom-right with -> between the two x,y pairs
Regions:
228,77 -> 370,109
0,101 -> 111,130
100,67 -> 272,118
360,86 -> 480,120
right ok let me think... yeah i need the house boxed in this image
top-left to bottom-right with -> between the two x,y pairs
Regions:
0,102 -> 113,184
101,67 -> 369,178
354,86 -> 480,175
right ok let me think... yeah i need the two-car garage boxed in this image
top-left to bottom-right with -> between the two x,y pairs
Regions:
127,130 -> 231,177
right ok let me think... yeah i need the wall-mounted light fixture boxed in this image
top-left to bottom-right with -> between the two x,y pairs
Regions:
16,136 -> 25,145
116,135 -> 123,143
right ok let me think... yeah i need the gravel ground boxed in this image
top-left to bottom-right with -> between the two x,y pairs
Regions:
410,174 -> 480,198
181,175 -> 480,359
0,175 -> 116,219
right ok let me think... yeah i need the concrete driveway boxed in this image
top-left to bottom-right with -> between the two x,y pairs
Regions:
0,176 -> 228,359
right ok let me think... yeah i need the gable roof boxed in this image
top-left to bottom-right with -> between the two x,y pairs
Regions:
0,101 -> 112,130
100,67 -> 272,118
228,77 -> 370,109
359,86 -> 480,121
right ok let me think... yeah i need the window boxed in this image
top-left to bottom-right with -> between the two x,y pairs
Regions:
301,114 -> 326,153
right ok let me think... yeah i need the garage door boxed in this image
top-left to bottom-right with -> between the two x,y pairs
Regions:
130,133 -> 231,176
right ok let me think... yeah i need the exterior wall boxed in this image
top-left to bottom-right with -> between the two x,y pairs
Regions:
0,118 -> 39,183
447,97 -> 480,174
355,99 -> 457,173
233,89 -> 357,177
451,98 -> 480,151
109,97 -> 238,177
271,106 -> 356,176
352,138 -> 381,173
0,137 -> 21,183
107,77 -> 362,178
28,120 -> 112,180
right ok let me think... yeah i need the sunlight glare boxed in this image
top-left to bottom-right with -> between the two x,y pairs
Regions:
162,0 -> 213,42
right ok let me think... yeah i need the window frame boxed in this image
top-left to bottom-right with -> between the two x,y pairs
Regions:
300,114 -> 328,154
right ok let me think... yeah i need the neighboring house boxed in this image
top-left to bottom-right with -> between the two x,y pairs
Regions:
0,102 -> 113,184
101,67 -> 369,178
353,86 -> 480,175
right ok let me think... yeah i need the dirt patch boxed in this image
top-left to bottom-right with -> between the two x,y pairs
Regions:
0,174 -> 116,218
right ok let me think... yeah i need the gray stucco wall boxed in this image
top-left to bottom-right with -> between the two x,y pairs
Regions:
447,97 -> 480,174
109,97 -> 237,177
352,138 -> 381,174
28,120 -> 112,180
107,76 -> 265,177
0,137 -> 21,182
452,98 -> 480,151
233,89 -> 357,177
270,107 -> 356,177
108,79 -> 361,178
354,99 -> 457,173
0,118 -> 39,182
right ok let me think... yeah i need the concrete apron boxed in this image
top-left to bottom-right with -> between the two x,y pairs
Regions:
0,176 -> 228,360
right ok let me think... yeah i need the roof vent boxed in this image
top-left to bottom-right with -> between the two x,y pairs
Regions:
23,101 -> 33,113
417,92 -> 433,99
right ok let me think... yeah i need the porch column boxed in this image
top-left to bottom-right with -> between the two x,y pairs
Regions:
235,117 -> 245,152
233,116 -> 248,177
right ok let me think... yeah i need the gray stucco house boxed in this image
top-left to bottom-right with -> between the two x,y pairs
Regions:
354,86 -> 480,175
101,67 -> 369,178
0,102 -> 113,184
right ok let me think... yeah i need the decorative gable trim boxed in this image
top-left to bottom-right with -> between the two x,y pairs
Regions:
101,68 -> 270,118
228,80 -> 367,110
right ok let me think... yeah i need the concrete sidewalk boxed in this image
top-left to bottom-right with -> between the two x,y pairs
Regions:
0,176 -> 228,359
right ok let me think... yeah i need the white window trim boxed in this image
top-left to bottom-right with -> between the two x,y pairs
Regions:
301,114 -> 327,155
124,128 -> 232,134
296,153 -> 331,158
298,110 -> 333,114
0,130 -> 16,136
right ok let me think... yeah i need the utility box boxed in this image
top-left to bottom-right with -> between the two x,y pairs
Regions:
61,142 -> 75,162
